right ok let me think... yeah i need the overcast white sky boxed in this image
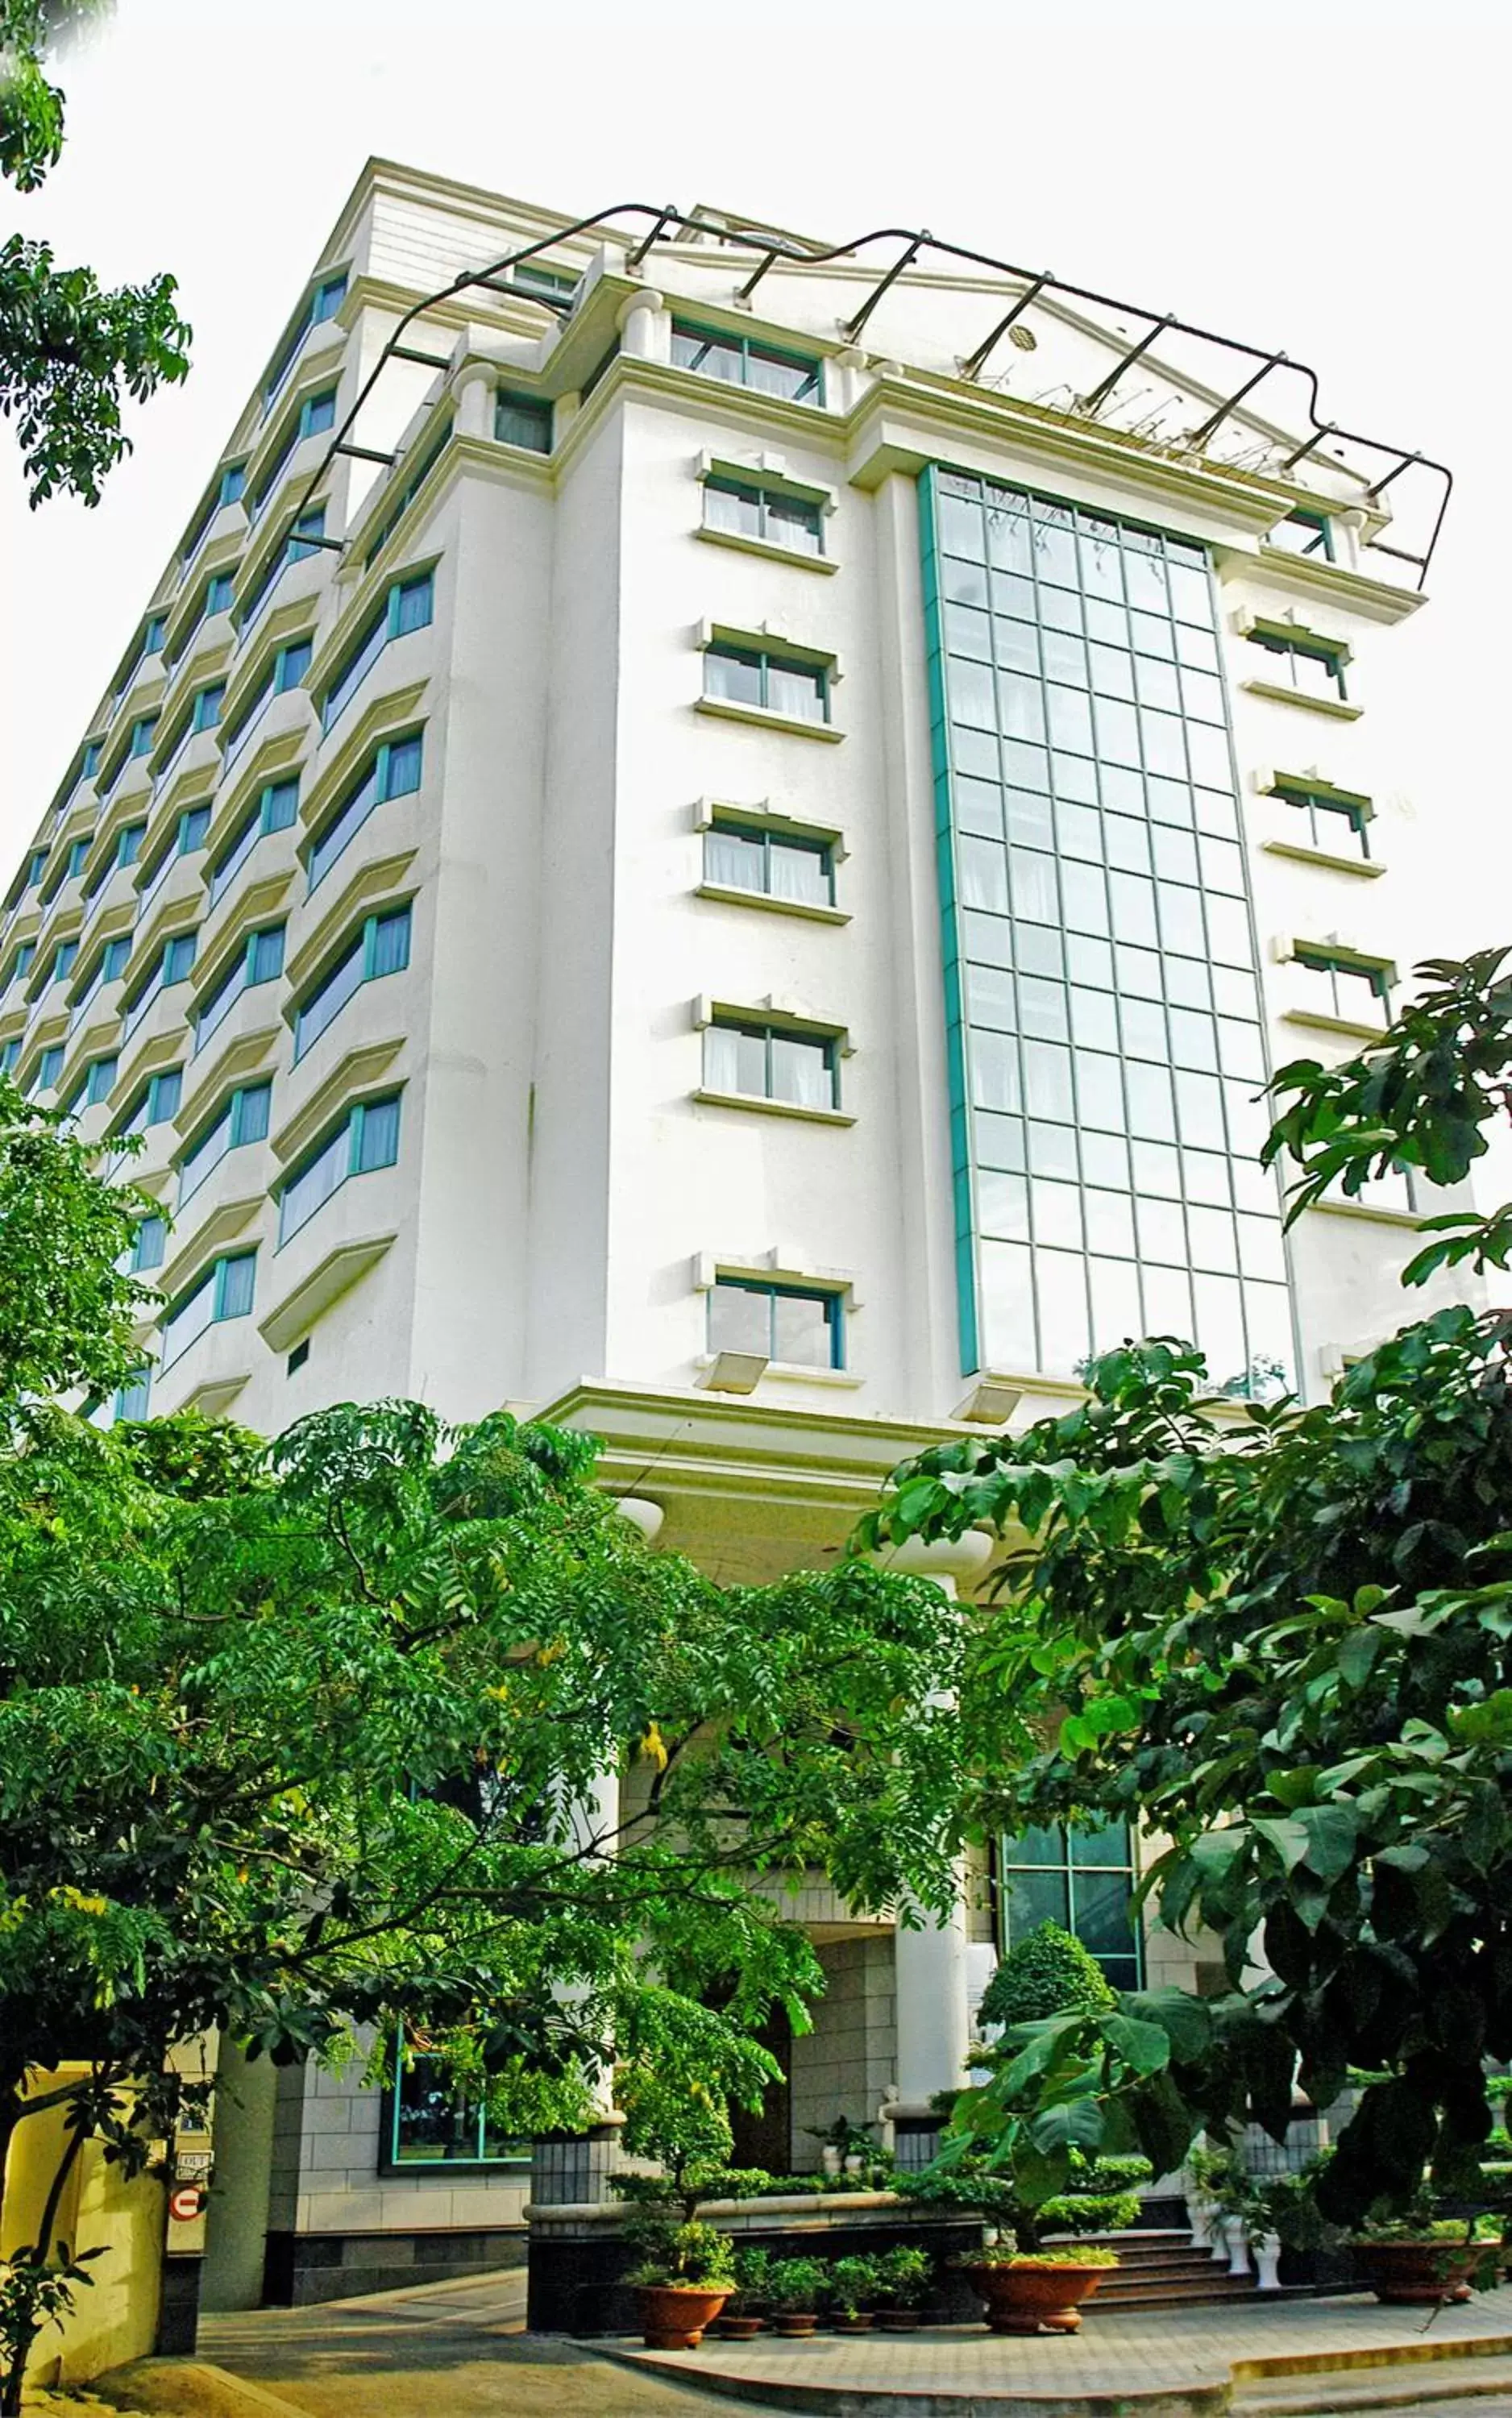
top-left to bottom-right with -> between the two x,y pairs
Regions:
2,0 -> 1506,959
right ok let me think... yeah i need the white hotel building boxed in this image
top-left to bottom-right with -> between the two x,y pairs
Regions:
1,161 -> 1474,2308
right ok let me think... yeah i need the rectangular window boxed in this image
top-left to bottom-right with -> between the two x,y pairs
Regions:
114,1368 -> 151,1420
123,930 -> 197,1040
193,923 -> 286,1051
48,938 -> 78,986
708,1275 -> 841,1369
210,777 -> 300,906
671,321 -> 822,405
161,1248 -> 255,1367
65,838 -> 89,879
130,715 -> 159,758
223,638 -> 313,771
67,935 -> 130,1031
264,271 -> 348,407
1273,779 -> 1371,860
704,476 -> 824,557
25,846 -> 48,887
384,2038 -> 526,2170
179,1078 -> 272,1204
131,1211 -> 168,1272
35,1044 -> 64,1093
181,462 -> 247,564
0,1039 -> 20,1075
249,387 -> 338,521
999,1820 -> 1141,1990
508,259 -> 579,301
704,640 -> 829,725
493,392 -> 552,453
155,685 -> 226,791
139,803 -> 213,912
279,1092 -> 401,1243
704,816 -> 834,906
703,1016 -> 839,1111
116,1065 -> 182,1136
294,904 -> 411,1060
239,509 -> 326,634
1248,627 -> 1348,703
65,1050 -> 118,1112
82,741 -> 102,779
307,733 -> 423,891
322,572 -> 434,733
1294,947 -> 1390,1027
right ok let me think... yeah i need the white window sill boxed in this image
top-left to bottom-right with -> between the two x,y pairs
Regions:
1240,678 -> 1362,722
695,881 -> 849,926
694,1352 -> 862,1390
695,525 -> 838,574
692,1086 -> 854,1128
696,697 -> 845,743
1282,1007 -> 1389,1044
1261,837 -> 1385,880
1304,1196 -> 1425,1232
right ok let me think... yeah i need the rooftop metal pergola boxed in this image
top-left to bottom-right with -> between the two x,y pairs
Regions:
286,202 -> 1452,592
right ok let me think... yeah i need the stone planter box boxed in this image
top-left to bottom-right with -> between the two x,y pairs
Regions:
525,2191 -> 982,2335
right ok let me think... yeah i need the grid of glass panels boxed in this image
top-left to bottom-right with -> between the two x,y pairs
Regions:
999,1821 -> 1141,1990
708,1276 -> 842,1369
920,467 -> 1292,1395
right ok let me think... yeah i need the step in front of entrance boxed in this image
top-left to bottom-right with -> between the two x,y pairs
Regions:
1049,2228 -> 1308,2312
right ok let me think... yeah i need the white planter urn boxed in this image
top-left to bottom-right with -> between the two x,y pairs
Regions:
1224,2215 -> 1251,2277
820,2145 -> 841,2179
1184,2192 -> 1215,2253
843,2153 -> 865,2175
1251,2229 -> 1282,2292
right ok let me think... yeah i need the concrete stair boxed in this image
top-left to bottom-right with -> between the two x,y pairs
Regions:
1053,2225 -> 1299,2310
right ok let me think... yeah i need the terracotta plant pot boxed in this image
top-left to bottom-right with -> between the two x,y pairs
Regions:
771,2310 -> 819,2337
876,2308 -> 919,2329
712,2312 -> 765,2339
830,2311 -> 874,2332
1349,2239 -> 1489,2306
636,2283 -> 729,2349
962,2258 -> 1113,2335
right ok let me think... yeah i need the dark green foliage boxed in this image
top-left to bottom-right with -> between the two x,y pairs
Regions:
873,2243 -> 932,2307
0,0 -> 191,503
978,1922 -> 1116,2032
767,2256 -> 828,2312
0,1078 -> 156,1399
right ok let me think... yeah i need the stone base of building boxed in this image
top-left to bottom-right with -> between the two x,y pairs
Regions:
262,2222 -> 526,2306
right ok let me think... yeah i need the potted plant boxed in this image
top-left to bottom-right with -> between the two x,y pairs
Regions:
957,2237 -> 1119,2335
828,2254 -> 881,2333
767,2256 -> 829,2338
712,2246 -> 772,2341
873,2242 -> 933,2330
805,2114 -> 876,2182
624,2217 -> 734,2349
1349,2211 -> 1501,2307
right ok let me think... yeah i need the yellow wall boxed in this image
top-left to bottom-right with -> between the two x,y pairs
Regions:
1,2069 -> 163,2390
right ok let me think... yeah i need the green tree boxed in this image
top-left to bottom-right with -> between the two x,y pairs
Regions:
0,1074 -> 156,1398
1,1 -> 190,503
860,951 -> 1512,2232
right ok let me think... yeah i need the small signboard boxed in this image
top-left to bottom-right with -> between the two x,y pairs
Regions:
168,2184 -> 205,2224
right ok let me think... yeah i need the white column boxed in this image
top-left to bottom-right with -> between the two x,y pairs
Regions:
617,288 -> 671,364
453,360 -> 495,439
870,1532 -> 993,2111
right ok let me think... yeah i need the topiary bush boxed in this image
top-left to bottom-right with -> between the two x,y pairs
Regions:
977,1922 -> 1117,2033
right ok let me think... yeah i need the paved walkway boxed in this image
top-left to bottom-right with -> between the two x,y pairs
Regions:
85,2275 -> 1512,2418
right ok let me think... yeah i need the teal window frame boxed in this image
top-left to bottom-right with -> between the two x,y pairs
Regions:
999,1821 -> 1142,1991
380,2034 -> 528,2172
1272,507 -> 1334,561
114,1368 -> 151,1420
670,318 -> 823,405
222,636 -> 314,771
139,803 -> 212,912
307,733 -> 423,891
239,509 -> 326,634
210,777 -> 300,906
65,1050 -> 118,1113
1274,779 -> 1371,859
67,934 -> 130,1030
708,1275 -> 843,1369
129,715 -> 159,758
506,259 -> 579,302
123,930 -> 197,1040
65,838 -> 89,879
321,572 -> 434,734
35,1044 -> 64,1093
703,1015 -> 840,1111
161,1248 -> 256,1368
278,1092 -> 401,1244
0,1039 -> 19,1075
248,386 -> 339,521
263,271 -> 348,409
704,640 -> 830,724
2,940 -> 35,992
1294,946 -> 1391,1025
115,1065 -> 182,1137
193,922 -> 286,1053
155,685 -> 226,790
82,740 -> 102,780
293,904 -> 411,1062
704,815 -> 835,906
703,475 -> 824,557
47,938 -> 78,987
181,462 -> 247,565
1248,626 -> 1348,701
492,390 -> 552,453
130,1211 -> 168,1271
179,1078 -> 272,1205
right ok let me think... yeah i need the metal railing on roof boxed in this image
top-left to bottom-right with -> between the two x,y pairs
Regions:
277,203 -> 1450,593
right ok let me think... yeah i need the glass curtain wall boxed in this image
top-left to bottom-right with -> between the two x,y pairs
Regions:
920,467 -> 1293,1395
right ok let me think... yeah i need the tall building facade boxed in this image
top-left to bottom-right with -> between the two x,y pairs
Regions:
2,162 -> 1473,2307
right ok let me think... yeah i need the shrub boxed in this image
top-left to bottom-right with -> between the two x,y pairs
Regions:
768,2256 -> 829,2312
829,2254 -> 881,2316
727,2246 -> 773,2311
874,2242 -> 933,2308
623,2217 -> 735,2289
977,1922 -> 1116,2032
